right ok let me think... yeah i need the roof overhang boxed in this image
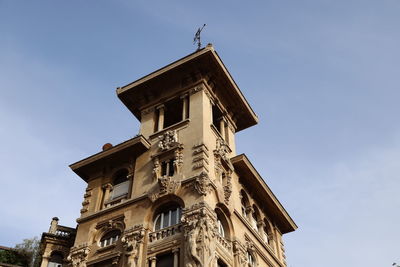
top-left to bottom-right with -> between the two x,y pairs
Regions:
231,154 -> 297,234
70,135 -> 151,182
117,45 -> 258,132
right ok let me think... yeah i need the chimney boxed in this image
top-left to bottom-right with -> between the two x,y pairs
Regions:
49,217 -> 59,234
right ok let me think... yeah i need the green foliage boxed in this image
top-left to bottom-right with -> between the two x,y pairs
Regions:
0,237 -> 42,267
14,237 -> 41,267
0,248 -> 28,266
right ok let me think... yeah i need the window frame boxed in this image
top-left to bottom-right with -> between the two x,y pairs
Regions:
153,206 -> 182,231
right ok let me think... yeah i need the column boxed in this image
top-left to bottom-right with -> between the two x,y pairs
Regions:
181,94 -> 189,119
102,183 -> 113,209
40,256 -> 49,267
157,105 -> 165,131
149,256 -> 157,267
219,118 -> 226,139
172,248 -> 179,267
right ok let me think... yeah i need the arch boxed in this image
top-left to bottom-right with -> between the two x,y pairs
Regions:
240,189 -> 250,218
263,218 -> 273,245
109,168 -> 131,200
112,168 -> 129,185
145,194 -> 185,222
150,196 -> 184,231
99,229 -> 121,247
215,207 -> 233,240
252,205 -> 261,230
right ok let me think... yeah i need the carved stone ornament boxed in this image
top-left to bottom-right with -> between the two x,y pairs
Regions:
233,240 -> 247,266
121,225 -> 145,267
152,144 -> 184,181
194,172 -> 212,196
67,245 -> 90,267
192,143 -> 209,171
215,138 -> 229,161
223,173 -> 233,205
95,215 -> 125,235
150,176 -> 181,202
181,202 -> 218,267
152,157 -> 160,181
158,130 -> 178,151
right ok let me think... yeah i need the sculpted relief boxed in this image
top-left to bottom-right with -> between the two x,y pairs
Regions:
182,202 -> 218,267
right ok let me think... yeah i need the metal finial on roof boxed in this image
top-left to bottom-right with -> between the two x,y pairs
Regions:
193,24 -> 206,51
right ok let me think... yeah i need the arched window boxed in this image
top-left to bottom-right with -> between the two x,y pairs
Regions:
263,219 -> 273,245
252,205 -> 260,230
240,190 -> 250,218
215,208 -> 231,239
100,230 -> 121,247
247,250 -> 255,267
48,251 -> 63,267
110,169 -> 130,200
154,206 -> 181,231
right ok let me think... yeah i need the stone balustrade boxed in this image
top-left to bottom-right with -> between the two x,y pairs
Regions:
216,234 -> 232,251
149,224 -> 182,243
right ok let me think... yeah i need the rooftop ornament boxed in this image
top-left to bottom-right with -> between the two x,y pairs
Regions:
193,24 -> 206,51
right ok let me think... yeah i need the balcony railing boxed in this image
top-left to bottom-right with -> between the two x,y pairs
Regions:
149,224 -> 182,243
216,234 -> 232,251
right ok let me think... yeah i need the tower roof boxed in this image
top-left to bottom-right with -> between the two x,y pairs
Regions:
117,45 -> 258,132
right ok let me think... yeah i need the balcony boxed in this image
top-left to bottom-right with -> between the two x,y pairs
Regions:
149,224 -> 182,243
216,233 -> 232,252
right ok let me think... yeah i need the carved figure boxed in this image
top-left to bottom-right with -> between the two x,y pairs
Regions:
121,225 -> 145,267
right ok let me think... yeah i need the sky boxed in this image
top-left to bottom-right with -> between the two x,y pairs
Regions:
1,0 -> 399,266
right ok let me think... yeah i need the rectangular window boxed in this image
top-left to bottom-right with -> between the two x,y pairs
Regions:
164,97 -> 183,128
110,180 -> 130,199
161,159 -> 174,176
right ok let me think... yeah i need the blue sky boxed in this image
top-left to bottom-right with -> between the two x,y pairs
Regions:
1,1 -> 399,266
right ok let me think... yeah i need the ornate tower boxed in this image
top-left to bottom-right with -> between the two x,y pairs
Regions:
40,44 -> 297,267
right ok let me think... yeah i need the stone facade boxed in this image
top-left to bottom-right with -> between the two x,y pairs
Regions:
40,44 -> 297,267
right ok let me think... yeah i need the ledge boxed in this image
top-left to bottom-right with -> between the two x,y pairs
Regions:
231,154 -> 297,234
77,195 -> 148,224
149,119 -> 190,140
70,135 -> 151,182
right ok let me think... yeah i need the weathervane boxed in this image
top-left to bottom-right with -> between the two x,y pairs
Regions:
193,24 -> 206,51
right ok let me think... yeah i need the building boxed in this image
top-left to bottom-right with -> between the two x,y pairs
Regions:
40,44 -> 297,267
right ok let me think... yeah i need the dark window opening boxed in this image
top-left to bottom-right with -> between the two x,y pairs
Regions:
113,169 -> 129,185
49,251 -> 64,267
217,259 -> 228,267
161,159 -> 174,177
156,253 -> 174,267
164,97 -> 183,128
212,104 -> 223,132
